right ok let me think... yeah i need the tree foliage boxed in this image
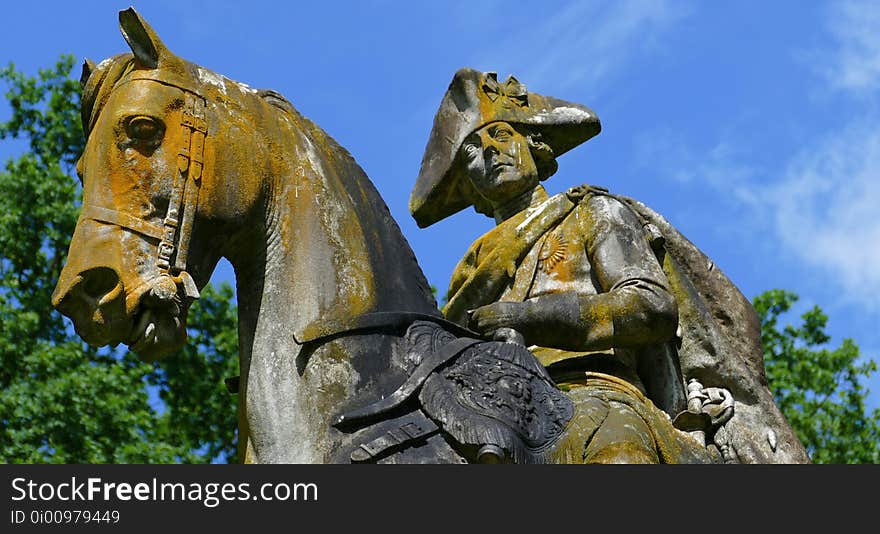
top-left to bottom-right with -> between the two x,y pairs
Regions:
754,289 -> 880,464
0,55 -> 240,463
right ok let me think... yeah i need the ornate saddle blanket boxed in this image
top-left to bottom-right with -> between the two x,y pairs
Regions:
334,321 -> 574,463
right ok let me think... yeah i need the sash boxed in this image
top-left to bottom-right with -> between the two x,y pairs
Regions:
442,192 -> 579,324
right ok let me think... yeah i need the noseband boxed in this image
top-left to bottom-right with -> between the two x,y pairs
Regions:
79,72 -> 207,301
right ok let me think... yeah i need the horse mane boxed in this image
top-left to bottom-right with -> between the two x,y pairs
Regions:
256,87 -> 438,311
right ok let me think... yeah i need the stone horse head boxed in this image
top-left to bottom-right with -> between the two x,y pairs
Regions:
52,8 -> 443,462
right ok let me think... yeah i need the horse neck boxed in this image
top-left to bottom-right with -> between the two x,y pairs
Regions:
264,108 -> 438,334
226,102 -> 438,462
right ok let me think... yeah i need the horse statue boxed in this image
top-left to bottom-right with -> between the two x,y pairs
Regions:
49,7 -> 504,464
51,8 -> 809,464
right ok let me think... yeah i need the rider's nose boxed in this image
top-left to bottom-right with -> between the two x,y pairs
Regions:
483,148 -> 501,169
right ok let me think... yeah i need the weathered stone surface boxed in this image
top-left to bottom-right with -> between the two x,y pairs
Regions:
53,8 -> 441,464
409,67 -> 810,463
52,9 -> 808,464
623,198 -> 810,462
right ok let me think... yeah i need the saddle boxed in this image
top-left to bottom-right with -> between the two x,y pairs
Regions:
333,321 -> 574,464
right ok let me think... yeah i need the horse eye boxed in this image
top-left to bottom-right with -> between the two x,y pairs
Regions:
126,116 -> 164,141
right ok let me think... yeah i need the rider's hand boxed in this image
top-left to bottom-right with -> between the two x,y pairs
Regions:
466,301 -> 529,337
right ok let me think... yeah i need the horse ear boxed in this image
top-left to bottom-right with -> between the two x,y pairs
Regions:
118,7 -> 168,69
80,58 -> 96,89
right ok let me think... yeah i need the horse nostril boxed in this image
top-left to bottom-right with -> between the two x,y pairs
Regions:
80,267 -> 122,303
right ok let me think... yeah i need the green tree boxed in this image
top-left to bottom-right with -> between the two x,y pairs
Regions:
0,55 -> 240,463
754,289 -> 880,463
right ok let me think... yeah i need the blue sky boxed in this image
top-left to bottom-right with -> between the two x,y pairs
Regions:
2,0 -> 878,412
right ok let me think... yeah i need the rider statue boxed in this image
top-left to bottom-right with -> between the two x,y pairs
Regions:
409,68 -> 810,463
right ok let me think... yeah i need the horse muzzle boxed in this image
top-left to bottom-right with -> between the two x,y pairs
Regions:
53,265 -> 190,360
52,265 -> 131,347
52,220 -> 191,360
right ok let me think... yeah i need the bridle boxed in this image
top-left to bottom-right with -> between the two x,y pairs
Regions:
79,71 -> 207,301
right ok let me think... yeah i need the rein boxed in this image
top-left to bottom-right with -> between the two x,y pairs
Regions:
292,310 -> 480,345
225,311 -> 486,396
80,73 -> 206,301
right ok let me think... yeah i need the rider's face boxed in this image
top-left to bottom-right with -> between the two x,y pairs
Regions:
460,121 -> 539,206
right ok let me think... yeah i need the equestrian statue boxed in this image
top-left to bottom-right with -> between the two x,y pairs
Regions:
51,8 -> 809,464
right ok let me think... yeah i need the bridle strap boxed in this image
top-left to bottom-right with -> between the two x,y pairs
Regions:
80,77 -> 207,301
175,94 -> 207,271
160,92 -> 206,277
80,204 -> 165,241
292,310 -> 481,345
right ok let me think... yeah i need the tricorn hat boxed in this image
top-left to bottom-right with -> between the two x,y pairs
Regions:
409,67 -> 601,227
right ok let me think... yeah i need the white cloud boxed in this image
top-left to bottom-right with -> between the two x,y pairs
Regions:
822,0 -> 880,93
638,121 -> 880,310
761,1 -> 880,309
634,120 -> 880,311
478,0 -> 688,92
633,130 -> 761,207
770,122 -> 880,309
636,1 -> 880,311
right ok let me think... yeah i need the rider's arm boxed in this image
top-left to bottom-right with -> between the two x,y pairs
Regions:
468,195 -> 677,351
